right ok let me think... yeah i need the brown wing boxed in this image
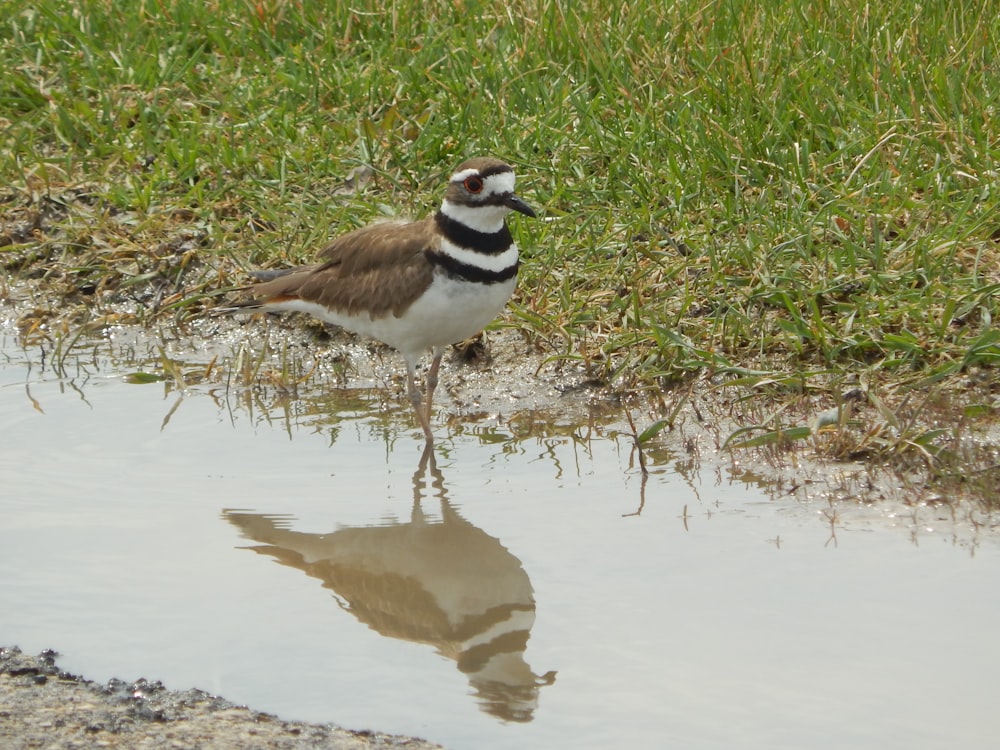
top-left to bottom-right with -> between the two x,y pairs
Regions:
248,218 -> 439,318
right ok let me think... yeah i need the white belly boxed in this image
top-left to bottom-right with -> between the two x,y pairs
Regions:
274,275 -> 517,359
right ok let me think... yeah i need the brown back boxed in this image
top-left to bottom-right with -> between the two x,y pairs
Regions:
250,218 -> 439,318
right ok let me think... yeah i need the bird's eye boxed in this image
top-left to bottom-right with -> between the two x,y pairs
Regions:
463,176 -> 484,193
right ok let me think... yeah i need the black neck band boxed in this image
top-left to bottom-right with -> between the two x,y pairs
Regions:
426,250 -> 519,284
435,211 -> 513,255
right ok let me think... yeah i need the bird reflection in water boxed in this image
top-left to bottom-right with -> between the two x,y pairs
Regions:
222,447 -> 556,722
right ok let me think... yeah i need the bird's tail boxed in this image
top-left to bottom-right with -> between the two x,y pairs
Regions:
212,267 -> 295,315
211,298 -> 266,316
246,268 -> 297,282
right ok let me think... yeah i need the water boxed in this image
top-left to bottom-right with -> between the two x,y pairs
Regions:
1,322 -> 997,749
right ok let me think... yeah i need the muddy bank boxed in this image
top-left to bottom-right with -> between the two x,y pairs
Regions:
0,646 -> 441,750
4,180 -> 1000,513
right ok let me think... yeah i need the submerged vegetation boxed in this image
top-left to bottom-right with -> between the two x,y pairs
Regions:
2,0 -> 999,504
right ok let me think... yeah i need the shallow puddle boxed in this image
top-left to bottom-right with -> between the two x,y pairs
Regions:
1,322 -> 998,749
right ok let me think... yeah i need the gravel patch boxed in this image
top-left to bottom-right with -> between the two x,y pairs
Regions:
0,647 -> 442,750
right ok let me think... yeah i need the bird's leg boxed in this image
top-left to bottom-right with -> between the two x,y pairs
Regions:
423,348 -> 444,431
406,360 -> 434,445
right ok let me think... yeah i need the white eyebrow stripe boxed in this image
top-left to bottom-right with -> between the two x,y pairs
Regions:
483,171 -> 515,195
450,168 -> 480,182
449,169 -> 517,193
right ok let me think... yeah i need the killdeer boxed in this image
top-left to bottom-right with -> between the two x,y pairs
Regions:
225,157 -> 535,444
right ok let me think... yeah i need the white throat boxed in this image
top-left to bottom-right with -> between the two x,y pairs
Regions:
439,199 -> 509,234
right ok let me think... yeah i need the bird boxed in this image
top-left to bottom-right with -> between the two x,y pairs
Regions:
223,157 -> 536,445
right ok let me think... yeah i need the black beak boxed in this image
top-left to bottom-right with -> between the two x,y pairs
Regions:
504,193 -> 537,218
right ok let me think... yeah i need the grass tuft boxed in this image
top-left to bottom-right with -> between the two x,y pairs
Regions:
3,0 -> 1000,502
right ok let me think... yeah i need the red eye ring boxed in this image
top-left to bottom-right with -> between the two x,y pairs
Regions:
463,175 -> 484,193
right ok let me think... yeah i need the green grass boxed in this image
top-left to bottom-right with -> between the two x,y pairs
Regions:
3,0 -> 999,393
